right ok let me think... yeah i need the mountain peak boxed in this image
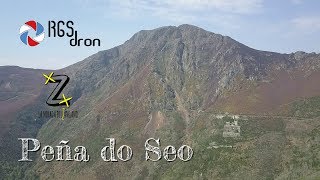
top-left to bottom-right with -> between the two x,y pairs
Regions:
178,24 -> 205,30
125,24 -> 234,51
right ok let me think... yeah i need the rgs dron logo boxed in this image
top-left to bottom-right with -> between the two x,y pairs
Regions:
38,72 -> 78,120
19,20 -> 101,47
48,20 -> 101,46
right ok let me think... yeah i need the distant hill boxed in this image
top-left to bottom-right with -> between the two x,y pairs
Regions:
0,66 -> 49,141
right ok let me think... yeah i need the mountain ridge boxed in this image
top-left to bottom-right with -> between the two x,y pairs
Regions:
1,24 -> 320,179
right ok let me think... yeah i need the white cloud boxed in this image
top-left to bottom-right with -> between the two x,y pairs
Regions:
291,16 -> 320,32
162,0 -> 263,14
103,0 -> 263,29
291,0 -> 303,5
109,0 -> 263,15
280,16 -> 320,39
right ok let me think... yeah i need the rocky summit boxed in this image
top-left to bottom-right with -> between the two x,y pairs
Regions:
1,24 -> 320,179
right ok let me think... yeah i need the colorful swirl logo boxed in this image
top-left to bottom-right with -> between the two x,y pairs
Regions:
19,20 -> 45,46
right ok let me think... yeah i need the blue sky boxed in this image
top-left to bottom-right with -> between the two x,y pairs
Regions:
1,0 -> 320,69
